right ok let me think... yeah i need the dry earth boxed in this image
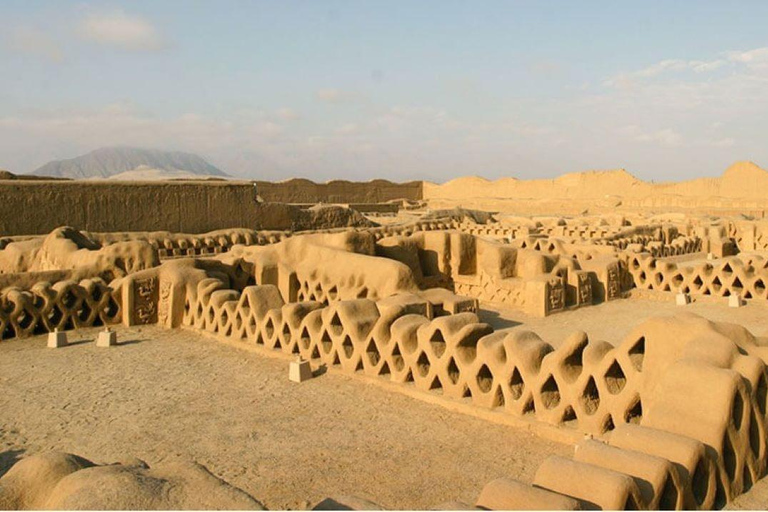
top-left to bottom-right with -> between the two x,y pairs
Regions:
479,296 -> 768,348
726,478 -> 768,509
0,325 -> 569,509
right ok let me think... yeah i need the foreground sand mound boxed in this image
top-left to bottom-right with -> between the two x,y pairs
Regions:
0,451 -> 265,510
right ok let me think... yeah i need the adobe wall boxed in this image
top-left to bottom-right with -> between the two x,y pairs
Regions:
254,178 -> 423,203
6,219 -> 768,508
0,180 -> 301,236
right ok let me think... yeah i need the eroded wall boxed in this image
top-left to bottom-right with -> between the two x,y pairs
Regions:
254,178 -> 423,203
0,180 -> 300,236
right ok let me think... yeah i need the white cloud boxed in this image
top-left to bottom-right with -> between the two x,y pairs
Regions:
528,60 -> 564,78
6,26 -> 64,63
713,137 -> 736,147
645,58 -> 724,77
634,59 -> 689,77
78,10 -> 165,51
604,46 -> 768,92
334,123 -> 359,135
727,47 -> 768,64
604,58 -> 726,89
276,108 -> 300,121
315,88 -> 358,104
623,126 -> 683,147
727,47 -> 768,71
254,121 -> 284,138
689,60 -> 726,73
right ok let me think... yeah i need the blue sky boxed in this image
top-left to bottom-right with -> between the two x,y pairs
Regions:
2,1 -> 768,181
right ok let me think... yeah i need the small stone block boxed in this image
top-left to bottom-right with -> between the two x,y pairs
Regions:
675,293 -> 690,306
47,330 -> 67,348
707,252 -> 715,260
729,294 -> 743,308
289,359 -> 312,383
97,330 -> 117,347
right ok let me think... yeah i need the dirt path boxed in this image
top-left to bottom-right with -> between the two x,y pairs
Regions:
0,325 -> 569,510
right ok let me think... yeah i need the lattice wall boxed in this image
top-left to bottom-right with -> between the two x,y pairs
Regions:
627,253 -> 768,300
180,279 -> 646,436
0,278 -> 122,339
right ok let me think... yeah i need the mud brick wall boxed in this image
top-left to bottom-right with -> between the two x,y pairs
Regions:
254,178 -> 423,203
0,278 -> 123,339
0,180 -> 303,236
180,275 -> 768,509
627,253 -> 768,300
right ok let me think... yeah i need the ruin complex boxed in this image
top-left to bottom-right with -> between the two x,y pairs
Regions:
4,163 -> 768,509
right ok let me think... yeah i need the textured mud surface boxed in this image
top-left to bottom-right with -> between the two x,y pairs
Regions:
0,325 -> 568,509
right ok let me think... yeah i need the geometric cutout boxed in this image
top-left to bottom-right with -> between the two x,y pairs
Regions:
430,329 -> 446,358
628,337 -> 645,372
624,396 -> 642,424
447,357 -> 461,385
417,351 -> 431,377
540,375 -> 561,410
581,376 -> 600,416
509,367 -> 525,400
604,360 -> 627,395
476,364 -> 493,393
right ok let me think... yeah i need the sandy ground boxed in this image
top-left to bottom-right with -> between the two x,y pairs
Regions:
478,295 -> 768,348
0,325 -> 569,510
727,479 -> 768,509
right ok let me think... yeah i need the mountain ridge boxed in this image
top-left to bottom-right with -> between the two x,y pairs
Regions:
31,147 -> 228,179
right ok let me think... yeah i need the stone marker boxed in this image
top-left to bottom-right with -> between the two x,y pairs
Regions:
289,357 -> 312,383
675,293 -> 690,306
728,294 -> 743,308
707,252 -> 715,260
47,329 -> 67,348
97,328 -> 117,347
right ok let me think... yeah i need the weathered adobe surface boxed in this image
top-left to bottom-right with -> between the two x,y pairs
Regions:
5,211 -> 768,508
253,178 -> 423,203
0,452 -> 264,510
7,161 -> 768,236
0,179 -> 382,236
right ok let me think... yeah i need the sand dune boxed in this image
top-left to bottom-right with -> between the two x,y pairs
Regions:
425,161 -> 768,201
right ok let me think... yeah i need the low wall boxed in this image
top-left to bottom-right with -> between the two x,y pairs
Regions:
174,270 -> 768,509
254,178 -> 423,203
0,180 -> 303,236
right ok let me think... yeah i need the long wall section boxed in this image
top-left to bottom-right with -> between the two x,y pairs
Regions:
0,180 -> 263,235
254,178 -> 423,203
0,178 -> 426,236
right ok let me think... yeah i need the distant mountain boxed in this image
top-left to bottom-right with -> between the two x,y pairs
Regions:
31,147 -> 228,179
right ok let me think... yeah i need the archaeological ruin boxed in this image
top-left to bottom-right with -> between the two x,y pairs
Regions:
4,162 -> 768,509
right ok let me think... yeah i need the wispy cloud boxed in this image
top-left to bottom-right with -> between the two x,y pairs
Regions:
315,88 -> 358,104
6,26 -> 64,63
727,47 -> 768,69
713,137 -> 736,148
619,126 -> 682,147
603,59 -> 725,89
275,108 -> 300,121
78,9 -> 165,51
603,46 -> 768,89
636,128 -> 683,147
334,123 -> 360,135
